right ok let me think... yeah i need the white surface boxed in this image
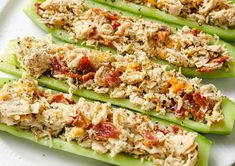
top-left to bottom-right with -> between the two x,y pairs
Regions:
0,0 -> 234,166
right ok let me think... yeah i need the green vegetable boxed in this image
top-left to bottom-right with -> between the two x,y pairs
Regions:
24,0 -> 235,78
1,41 -> 235,134
0,78 -> 211,166
93,0 -> 235,41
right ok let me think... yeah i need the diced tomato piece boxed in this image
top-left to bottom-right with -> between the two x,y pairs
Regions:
191,29 -> 200,36
82,72 -> 95,83
112,22 -> 121,31
79,56 -> 94,74
93,122 -> 119,140
143,131 -> 158,146
105,70 -> 121,87
171,125 -> 181,134
193,92 -> 209,107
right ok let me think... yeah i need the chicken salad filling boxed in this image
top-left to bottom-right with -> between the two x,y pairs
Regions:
34,0 -> 232,71
0,77 -> 199,166
126,0 -> 235,29
17,36 -> 224,126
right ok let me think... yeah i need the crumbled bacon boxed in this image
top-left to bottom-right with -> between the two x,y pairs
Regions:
79,56 -> 95,74
104,12 -> 118,21
171,125 -> 181,134
178,93 -> 205,121
191,29 -> 200,36
143,131 -> 158,146
105,70 -> 121,87
198,65 -> 220,72
52,56 -> 63,71
193,92 -> 209,107
112,22 -> 121,31
72,110 -> 91,129
211,55 -> 230,63
52,93 -> 75,104
89,28 -> 99,39
154,125 -> 169,135
82,72 -> 95,83
34,3 -> 42,16
93,122 -> 119,140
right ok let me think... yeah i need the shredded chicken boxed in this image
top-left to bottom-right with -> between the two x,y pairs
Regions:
16,36 -> 224,126
0,77 -> 198,166
34,0 -> 232,70
127,0 -> 235,29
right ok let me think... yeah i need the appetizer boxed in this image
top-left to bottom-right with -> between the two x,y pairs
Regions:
1,37 -> 235,133
24,0 -> 235,78
94,0 -> 235,41
0,77 -> 211,166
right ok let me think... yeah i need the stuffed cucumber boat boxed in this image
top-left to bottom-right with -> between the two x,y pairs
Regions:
0,77 -> 211,166
0,38 -> 235,134
93,0 -> 235,41
24,0 -> 235,78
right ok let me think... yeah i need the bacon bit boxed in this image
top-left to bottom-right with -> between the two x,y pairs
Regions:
171,125 -> 181,134
112,22 -> 121,31
193,92 -> 209,107
105,70 -> 121,87
198,65 -> 220,72
89,28 -> 99,39
211,55 -> 230,63
104,12 -> 118,21
175,108 -> 186,119
79,56 -> 95,74
191,29 -> 200,36
52,56 -> 62,71
72,110 -> 91,129
34,3 -> 42,16
65,72 -> 80,79
53,93 -> 75,104
92,8 -> 101,14
158,128 -> 169,135
180,93 -> 204,121
82,72 -> 95,83
93,122 -> 119,140
143,131 -> 158,146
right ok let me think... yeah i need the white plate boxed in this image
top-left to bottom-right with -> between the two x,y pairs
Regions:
0,0 -> 234,166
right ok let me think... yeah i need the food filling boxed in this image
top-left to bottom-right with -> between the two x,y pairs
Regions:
17,36 -> 224,126
0,77 -> 199,165
34,0 -> 231,71
127,0 -> 235,29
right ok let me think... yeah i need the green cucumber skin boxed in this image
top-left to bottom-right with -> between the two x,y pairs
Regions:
93,0 -> 235,41
24,0 -> 235,78
0,78 -> 211,166
1,41 -> 235,134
